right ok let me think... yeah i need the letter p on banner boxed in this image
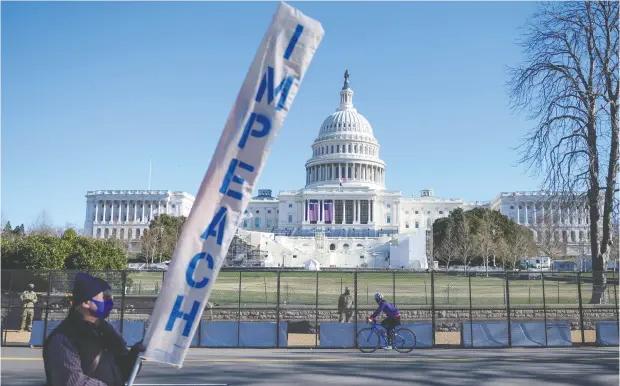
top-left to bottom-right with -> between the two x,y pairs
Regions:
139,2 -> 324,369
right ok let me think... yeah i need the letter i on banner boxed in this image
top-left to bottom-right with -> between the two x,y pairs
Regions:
126,2 -> 324,382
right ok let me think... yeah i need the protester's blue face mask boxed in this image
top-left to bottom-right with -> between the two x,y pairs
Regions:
90,298 -> 114,319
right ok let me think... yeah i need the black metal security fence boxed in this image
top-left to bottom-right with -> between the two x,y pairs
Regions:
1,268 -> 618,348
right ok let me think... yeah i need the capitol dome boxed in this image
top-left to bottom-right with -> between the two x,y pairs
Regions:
305,71 -> 386,190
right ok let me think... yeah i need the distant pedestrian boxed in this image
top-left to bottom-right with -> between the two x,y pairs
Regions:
43,273 -> 145,386
338,287 -> 354,323
20,283 -> 37,332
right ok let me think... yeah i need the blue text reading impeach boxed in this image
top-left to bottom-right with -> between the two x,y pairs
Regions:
164,24 -> 305,338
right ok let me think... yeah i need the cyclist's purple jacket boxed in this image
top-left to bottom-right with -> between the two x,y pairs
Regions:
370,300 -> 400,320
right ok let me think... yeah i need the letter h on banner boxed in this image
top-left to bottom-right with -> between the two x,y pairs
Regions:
165,295 -> 200,338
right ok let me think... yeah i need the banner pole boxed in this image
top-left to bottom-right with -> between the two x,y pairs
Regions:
126,356 -> 143,386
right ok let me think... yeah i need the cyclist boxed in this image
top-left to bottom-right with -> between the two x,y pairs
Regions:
368,292 -> 401,349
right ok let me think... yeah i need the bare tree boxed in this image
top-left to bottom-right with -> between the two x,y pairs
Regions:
454,215 -> 474,268
506,229 -> 537,270
508,2 -> 618,303
29,210 -> 56,236
474,211 -> 496,275
530,211 -> 568,260
436,221 -> 458,269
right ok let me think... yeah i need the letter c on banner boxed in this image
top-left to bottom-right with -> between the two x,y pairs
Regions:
185,252 -> 214,288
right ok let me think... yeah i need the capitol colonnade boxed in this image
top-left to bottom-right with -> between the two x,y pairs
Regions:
84,190 -> 195,240
305,163 -> 384,185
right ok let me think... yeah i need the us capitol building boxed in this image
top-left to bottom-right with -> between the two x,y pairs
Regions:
84,73 -> 592,268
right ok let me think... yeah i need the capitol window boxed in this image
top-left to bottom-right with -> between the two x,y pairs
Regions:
439,211 -> 444,214
405,223 -> 409,228
331,145 -> 334,153
288,215 -> 293,223
415,222 -> 419,228
267,210 -> 271,214
330,244 -> 336,251
255,218 -> 260,228
256,210 -> 260,214
356,243 -> 363,248
288,204 -> 292,208
415,211 -> 419,214
343,243 -> 349,249
387,215 -> 391,224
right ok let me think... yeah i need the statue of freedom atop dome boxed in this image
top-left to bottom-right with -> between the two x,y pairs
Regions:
343,70 -> 350,90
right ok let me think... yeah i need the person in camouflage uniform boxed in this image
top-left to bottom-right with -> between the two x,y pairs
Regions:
20,283 -> 37,331
338,287 -> 354,323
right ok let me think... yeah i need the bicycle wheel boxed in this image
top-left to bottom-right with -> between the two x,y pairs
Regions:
357,328 -> 380,353
392,328 -> 416,353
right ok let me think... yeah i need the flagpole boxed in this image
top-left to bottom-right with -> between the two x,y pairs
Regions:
126,356 -> 143,386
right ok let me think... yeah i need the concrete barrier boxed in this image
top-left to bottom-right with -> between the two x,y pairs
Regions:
239,322 -> 287,348
462,321 -> 572,347
199,321 -> 239,347
319,323 -> 355,348
319,322 -> 432,348
108,321 -> 145,346
596,321 -> 619,346
200,321 -> 287,347
511,321 -> 572,347
29,320 -> 62,346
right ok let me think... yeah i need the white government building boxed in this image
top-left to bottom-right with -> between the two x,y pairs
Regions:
84,190 -> 195,240
83,73 -> 591,267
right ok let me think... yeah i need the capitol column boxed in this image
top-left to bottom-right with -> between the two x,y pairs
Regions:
149,201 -> 153,222
134,202 -> 138,223
342,199 -> 346,224
95,203 -> 99,223
110,201 -> 115,224
126,201 -> 130,222
524,204 -> 528,225
141,201 -> 145,223
367,199 -> 371,224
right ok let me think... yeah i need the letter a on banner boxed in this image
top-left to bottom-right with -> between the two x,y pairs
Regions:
127,2 -> 324,379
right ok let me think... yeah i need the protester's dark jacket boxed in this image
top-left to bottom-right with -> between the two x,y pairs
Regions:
42,311 -> 141,386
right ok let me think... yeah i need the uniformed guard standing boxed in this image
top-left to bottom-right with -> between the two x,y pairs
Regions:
20,283 -> 37,332
338,287 -> 354,323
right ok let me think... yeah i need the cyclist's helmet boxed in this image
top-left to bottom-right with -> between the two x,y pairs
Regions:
374,292 -> 384,303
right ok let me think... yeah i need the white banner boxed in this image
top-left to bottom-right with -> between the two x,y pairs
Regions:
141,2 -> 324,367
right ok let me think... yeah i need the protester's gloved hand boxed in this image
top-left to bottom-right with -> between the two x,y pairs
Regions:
130,340 -> 146,353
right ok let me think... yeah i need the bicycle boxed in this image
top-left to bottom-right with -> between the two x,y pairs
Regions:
356,320 -> 416,353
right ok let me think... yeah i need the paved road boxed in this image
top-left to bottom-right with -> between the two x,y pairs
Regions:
1,347 -> 618,386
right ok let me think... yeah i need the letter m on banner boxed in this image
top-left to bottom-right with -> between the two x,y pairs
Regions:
255,66 -> 295,111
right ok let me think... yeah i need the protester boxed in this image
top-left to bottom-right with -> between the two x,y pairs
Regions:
338,287 -> 354,323
43,273 -> 145,386
20,283 -> 37,332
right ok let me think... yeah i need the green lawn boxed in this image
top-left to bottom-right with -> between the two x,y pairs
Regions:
122,271 -> 619,308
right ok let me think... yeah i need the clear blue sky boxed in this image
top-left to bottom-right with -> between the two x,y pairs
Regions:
2,1 -> 541,229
